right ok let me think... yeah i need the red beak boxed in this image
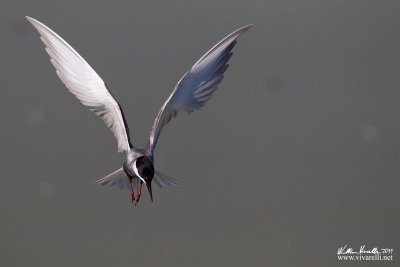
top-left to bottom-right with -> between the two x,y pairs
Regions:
146,182 -> 153,202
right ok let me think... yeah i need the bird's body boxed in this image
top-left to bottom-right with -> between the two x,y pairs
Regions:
27,16 -> 251,204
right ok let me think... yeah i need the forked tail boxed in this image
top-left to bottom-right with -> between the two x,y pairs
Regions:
93,168 -> 182,189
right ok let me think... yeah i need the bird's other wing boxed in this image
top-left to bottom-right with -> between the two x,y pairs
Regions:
147,24 -> 252,151
26,17 -> 133,153
153,169 -> 182,188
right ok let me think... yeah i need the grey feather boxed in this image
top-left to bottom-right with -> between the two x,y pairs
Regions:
93,168 -> 139,191
26,16 -> 132,153
148,25 -> 252,151
153,170 -> 182,188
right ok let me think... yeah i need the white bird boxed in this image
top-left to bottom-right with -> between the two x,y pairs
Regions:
27,16 -> 252,204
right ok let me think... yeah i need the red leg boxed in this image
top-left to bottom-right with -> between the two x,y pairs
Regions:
135,181 -> 143,205
129,179 -> 135,203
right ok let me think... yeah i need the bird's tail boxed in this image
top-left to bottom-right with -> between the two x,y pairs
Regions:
92,168 -> 137,190
92,168 -> 181,190
153,169 -> 182,188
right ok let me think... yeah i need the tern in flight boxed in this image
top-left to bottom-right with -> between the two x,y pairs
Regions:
27,16 -> 251,204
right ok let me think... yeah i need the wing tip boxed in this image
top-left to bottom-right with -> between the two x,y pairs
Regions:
25,16 -> 38,25
241,24 -> 254,31
233,24 -> 253,37
25,16 -> 45,32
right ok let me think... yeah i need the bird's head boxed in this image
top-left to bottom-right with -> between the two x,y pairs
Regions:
133,156 -> 154,201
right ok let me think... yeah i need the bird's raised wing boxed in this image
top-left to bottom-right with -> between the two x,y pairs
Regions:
148,25 -> 252,151
27,17 -> 133,152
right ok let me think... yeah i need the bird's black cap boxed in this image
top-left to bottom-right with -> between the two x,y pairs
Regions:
136,156 -> 154,180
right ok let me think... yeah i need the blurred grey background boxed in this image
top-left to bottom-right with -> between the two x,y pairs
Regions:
1,0 -> 399,266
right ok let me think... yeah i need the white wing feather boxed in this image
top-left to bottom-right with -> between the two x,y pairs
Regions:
27,17 -> 131,153
148,25 -> 252,151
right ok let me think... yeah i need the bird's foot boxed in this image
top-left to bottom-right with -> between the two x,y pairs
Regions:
129,179 -> 135,204
135,181 -> 143,206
